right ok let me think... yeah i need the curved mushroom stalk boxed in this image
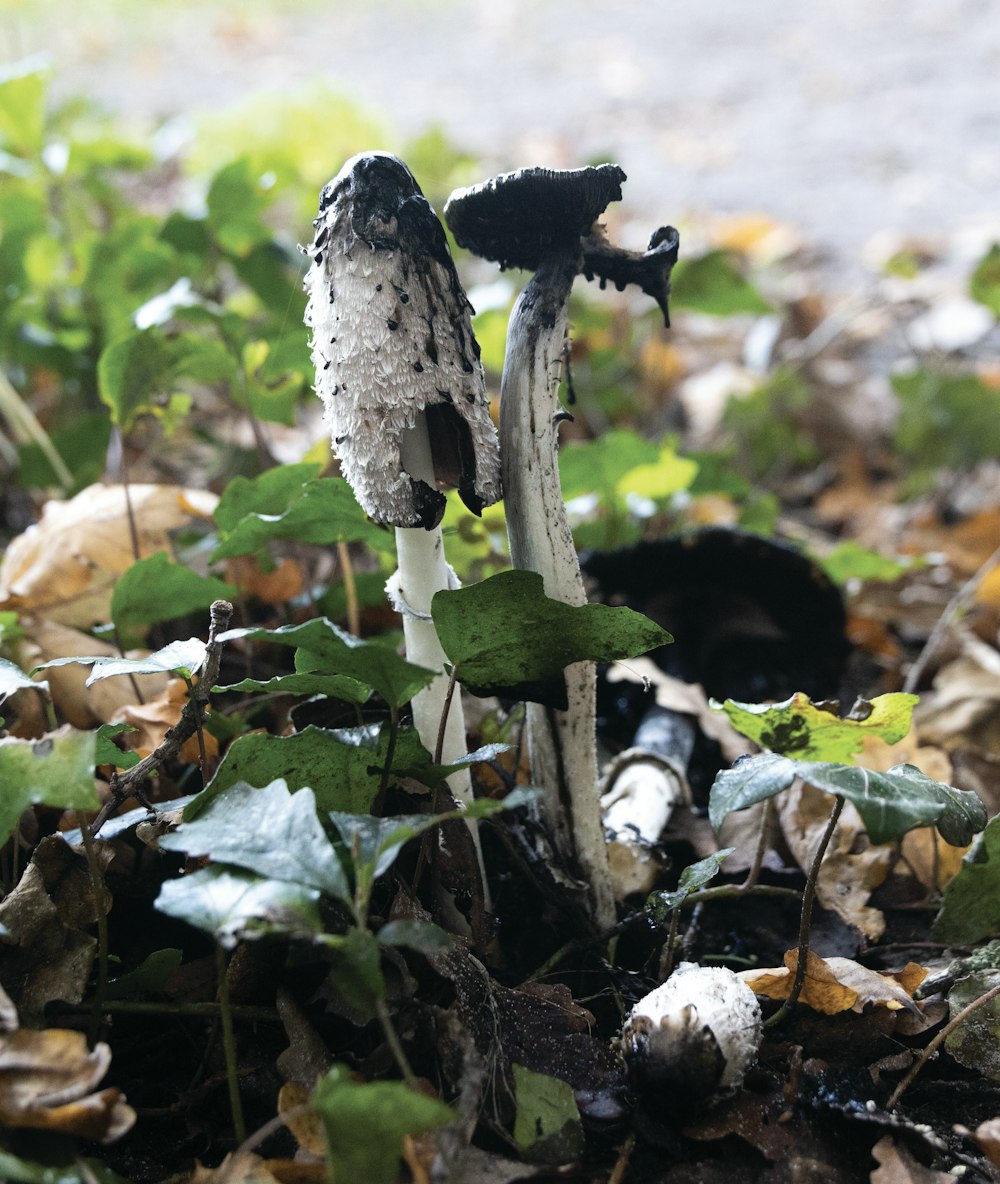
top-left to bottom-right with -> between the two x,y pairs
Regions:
446,165 -> 679,931
500,254 -> 613,924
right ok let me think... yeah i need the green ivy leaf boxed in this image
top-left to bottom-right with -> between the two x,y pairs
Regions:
0,728 -> 98,844
214,671 -> 372,705
213,462 -> 321,531
432,569 -> 672,709
717,692 -> 918,761
311,1064 -> 452,1184
559,429 -> 659,502
321,925 -> 385,1019
95,723 -> 140,770
377,919 -> 455,956
670,250 -> 771,316
512,1063 -> 583,1164
213,475 -> 389,558
819,541 -> 917,586
0,59 -> 48,157
111,553 -> 235,633
710,753 -> 987,846
206,158 -> 274,257
893,370 -> 1000,479
161,780 -> 350,904
188,724 -> 431,817
0,1149 -> 129,1184
155,865 -> 321,948
646,848 -> 736,920
934,815 -> 1000,945
970,243 -> 1000,317
106,948 -> 183,1000
223,618 -> 433,709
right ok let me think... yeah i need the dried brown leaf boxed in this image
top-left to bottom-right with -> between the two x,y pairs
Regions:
113,676 -> 217,763
870,1135 -> 954,1182
739,950 -> 926,1015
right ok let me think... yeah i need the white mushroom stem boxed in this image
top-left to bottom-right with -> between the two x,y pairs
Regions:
500,255 -> 615,930
387,413 -> 490,902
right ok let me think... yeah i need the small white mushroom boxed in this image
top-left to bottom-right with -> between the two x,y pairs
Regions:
621,963 -> 762,1101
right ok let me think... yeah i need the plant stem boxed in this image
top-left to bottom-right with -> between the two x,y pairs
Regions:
336,540 -> 361,637
764,793 -> 845,1030
57,999 -> 281,1022
77,815 -> 108,1045
375,999 -> 419,1091
885,979 -> 1000,1110
660,908 -> 681,980
737,799 -> 775,894
215,942 -> 247,1144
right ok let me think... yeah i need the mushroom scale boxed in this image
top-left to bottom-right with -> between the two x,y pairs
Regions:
304,152 -> 501,529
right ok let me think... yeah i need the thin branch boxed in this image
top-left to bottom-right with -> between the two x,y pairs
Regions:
89,600 -> 234,837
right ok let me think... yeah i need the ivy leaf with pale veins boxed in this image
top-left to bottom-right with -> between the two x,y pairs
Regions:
432,568 -> 672,709
710,753 -> 986,847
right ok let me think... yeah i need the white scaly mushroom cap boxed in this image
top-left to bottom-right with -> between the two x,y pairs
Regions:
621,962 -> 763,1099
303,151 -> 501,530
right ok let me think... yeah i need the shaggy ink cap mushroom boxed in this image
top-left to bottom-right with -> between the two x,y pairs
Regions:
304,151 -> 501,531
444,163 -> 626,271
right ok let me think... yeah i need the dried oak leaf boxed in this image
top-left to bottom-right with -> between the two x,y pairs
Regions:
779,780 -> 892,940
113,676 -> 218,763
0,1027 -> 135,1142
0,483 -> 217,628
0,836 -> 112,1024
870,1134 -> 954,1183
739,950 -> 926,1015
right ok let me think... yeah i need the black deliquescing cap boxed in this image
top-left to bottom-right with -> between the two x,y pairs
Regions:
444,163 -> 627,270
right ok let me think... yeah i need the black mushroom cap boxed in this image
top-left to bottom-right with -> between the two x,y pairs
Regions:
444,163 -> 627,271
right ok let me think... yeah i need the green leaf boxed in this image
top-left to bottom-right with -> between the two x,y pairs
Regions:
95,723 -> 140,770
819,541 -> 917,586
512,1063 -> 583,1164
206,158 -> 274,257
106,948 -> 183,1000
944,970 -> 1000,1082
970,243 -> 1000,317
188,724 -> 431,817
312,1064 -> 452,1184
646,848 -> 735,920
213,462 -> 322,531
617,444 -> 699,501
224,618 -> 433,709
321,925 -> 385,1019
214,671 -> 372,705
559,429 -> 659,501
155,865 -> 321,948
710,753 -> 987,846
213,474 -> 390,558
0,656 -> 47,700
326,810 -> 451,890
0,728 -> 98,844
670,250 -> 771,316
893,370 -> 1000,478
37,638 -> 208,684
708,752 -> 799,832
934,815 -> 1000,945
432,569 -> 672,709
98,328 -> 234,432
161,780 -> 350,904
0,1150 -> 129,1184
111,552 -> 235,633
717,692 -> 919,761
377,919 -> 455,956
0,59 -> 48,157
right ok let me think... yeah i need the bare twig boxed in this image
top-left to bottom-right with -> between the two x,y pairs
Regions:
89,600 -> 234,837
886,978 -> 1000,1110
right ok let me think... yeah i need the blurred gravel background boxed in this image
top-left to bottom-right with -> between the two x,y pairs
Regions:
5,0 -> 1000,286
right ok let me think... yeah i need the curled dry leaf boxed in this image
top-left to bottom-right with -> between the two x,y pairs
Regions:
0,1028 -> 135,1143
225,554 -> 304,606
0,483 -> 218,628
870,1134 -> 955,1183
974,1118 -> 1000,1170
113,676 -> 218,763
12,618 -> 169,729
739,950 -> 927,1015
915,633 -> 1000,757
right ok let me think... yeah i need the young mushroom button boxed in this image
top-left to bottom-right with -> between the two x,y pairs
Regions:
444,165 -> 679,932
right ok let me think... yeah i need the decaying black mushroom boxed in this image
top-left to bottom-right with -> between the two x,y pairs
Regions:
444,164 -> 679,930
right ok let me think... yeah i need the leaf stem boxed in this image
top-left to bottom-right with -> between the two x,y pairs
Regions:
375,999 -> 419,1091
764,793 -> 845,1030
216,942 -> 247,1144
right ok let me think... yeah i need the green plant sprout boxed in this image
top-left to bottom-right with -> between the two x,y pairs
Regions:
706,692 -> 987,1023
